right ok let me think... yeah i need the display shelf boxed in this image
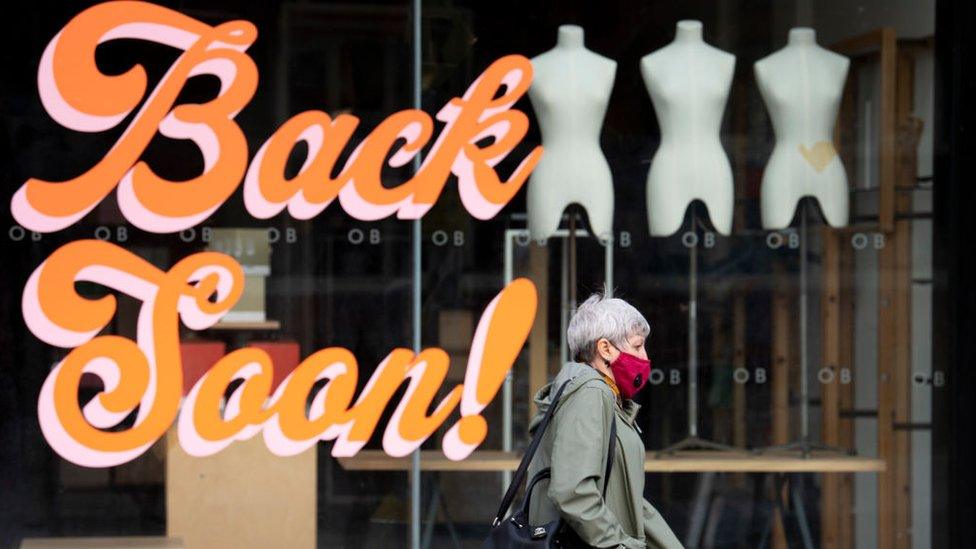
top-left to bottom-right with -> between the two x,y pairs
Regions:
209,320 -> 281,330
337,450 -> 885,473
21,538 -> 183,548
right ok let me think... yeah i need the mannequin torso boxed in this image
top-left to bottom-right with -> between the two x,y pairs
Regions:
755,27 -> 850,229
527,25 -> 616,241
641,20 -> 735,236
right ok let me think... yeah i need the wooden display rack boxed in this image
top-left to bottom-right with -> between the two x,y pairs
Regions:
822,26 -> 925,549
338,449 -> 884,473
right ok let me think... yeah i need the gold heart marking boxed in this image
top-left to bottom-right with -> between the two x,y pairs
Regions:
798,141 -> 838,173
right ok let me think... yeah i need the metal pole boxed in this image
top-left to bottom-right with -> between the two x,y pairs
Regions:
502,231 -> 514,492
688,221 -> 699,438
604,233 -> 614,298
410,0 -> 422,546
799,204 -> 809,441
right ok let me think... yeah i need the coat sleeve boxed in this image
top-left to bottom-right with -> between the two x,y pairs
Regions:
547,384 -> 644,549
641,498 -> 683,548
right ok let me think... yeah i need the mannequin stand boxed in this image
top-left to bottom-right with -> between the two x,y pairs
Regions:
568,212 -> 579,330
659,206 -> 742,456
756,473 -> 815,549
756,201 -> 849,457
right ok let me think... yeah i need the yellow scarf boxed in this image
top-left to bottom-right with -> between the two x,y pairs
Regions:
598,370 -> 621,400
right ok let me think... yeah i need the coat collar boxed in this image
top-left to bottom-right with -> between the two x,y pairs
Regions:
530,361 -> 643,430
618,397 -> 641,423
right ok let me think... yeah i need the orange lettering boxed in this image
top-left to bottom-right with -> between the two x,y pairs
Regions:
14,1 -> 258,233
27,240 -> 537,466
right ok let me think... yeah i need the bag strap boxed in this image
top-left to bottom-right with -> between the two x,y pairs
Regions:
491,378 -> 572,526
514,405 -> 618,524
493,379 -> 620,526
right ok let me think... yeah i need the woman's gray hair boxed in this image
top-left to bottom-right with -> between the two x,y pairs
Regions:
567,292 -> 650,363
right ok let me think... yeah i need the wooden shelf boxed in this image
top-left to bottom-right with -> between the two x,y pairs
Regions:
337,450 -> 885,473
209,320 -> 281,330
21,538 -> 183,548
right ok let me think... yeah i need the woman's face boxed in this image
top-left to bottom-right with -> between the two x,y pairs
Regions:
599,332 -> 648,364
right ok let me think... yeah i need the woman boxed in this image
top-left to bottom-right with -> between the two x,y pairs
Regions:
527,292 -> 682,548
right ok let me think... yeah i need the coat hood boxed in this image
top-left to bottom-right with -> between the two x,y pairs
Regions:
529,361 -> 642,435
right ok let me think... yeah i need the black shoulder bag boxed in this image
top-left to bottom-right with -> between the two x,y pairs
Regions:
483,379 -> 618,548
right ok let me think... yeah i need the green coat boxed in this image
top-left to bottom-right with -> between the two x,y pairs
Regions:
527,362 -> 683,549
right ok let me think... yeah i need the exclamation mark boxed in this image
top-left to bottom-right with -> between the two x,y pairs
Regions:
442,278 -> 537,460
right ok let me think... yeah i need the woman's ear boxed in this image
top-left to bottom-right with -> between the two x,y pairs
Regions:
596,337 -> 612,363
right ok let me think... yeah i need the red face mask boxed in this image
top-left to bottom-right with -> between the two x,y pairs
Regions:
607,343 -> 651,399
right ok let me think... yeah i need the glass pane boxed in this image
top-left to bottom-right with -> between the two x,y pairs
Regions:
2,1 -> 415,547
419,1 -> 939,547
0,0 -> 947,547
